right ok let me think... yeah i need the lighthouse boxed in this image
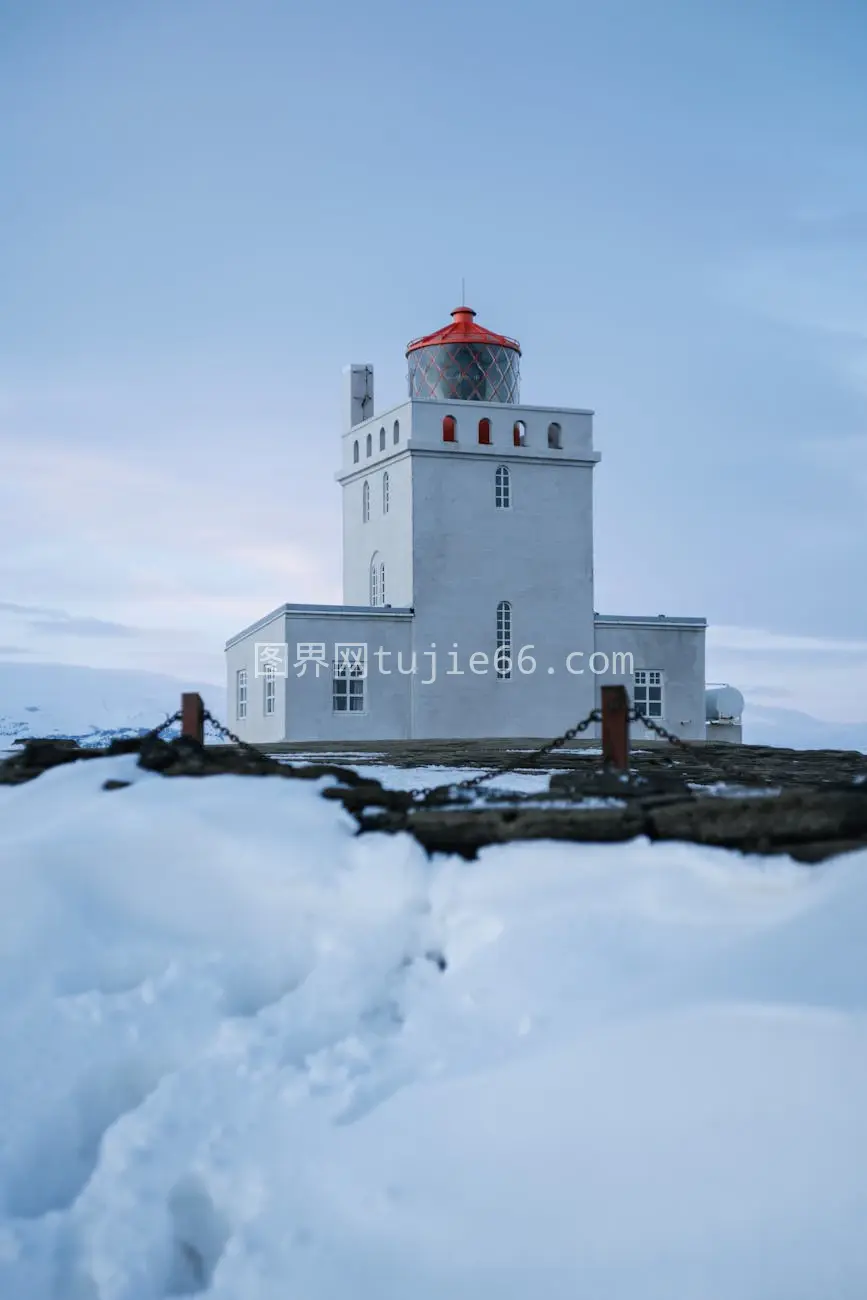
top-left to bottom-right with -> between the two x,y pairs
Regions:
225,304 -> 713,744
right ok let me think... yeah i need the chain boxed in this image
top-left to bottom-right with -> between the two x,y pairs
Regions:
628,706 -> 692,747
200,708 -> 290,772
408,706 -> 603,805
629,706 -> 727,779
133,701 -> 714,800
136,709 -> 183,744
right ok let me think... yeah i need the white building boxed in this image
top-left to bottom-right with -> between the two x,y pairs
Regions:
226,305 -> 735,744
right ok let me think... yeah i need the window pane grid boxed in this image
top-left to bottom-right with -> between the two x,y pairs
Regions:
496,600 -> 512,679
633,670 -> 663,717
332,659 -> 365,712
495,465 -> 511,508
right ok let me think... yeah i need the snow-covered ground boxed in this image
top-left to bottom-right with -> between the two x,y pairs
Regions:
1,755 -> 866,1299
0,662 -> 226,751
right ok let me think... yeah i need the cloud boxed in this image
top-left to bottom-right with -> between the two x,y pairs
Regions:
708,625 -> 867,655
0,600 -> 66,618
27,615 -> 140,639
0,599 -> 143,639
0,645 -> 32,655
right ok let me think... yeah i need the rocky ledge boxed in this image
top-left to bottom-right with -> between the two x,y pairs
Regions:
2,735 -> 866,864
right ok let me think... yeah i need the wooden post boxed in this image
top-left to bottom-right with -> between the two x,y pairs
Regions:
601,685 -> 629,771
180,692 -> 204,744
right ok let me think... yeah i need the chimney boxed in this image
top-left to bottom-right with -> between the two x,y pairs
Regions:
343,364 -> 374,429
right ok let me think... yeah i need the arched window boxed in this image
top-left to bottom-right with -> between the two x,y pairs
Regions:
513,420 -> 526,447
393,419 -> 400,444
382,471 -> 389,514
496,600 -> 512,679
442,415 -> 456,442
495,465 -> 511,508
548,422 -> 562,449
379,426 -> 386,450
380,562 -> 386,605
366,432 -> 373,457
370,553 -> 380,606
362,480 -> 370,522
478,417 -> 491,445
353,440 -> 359,464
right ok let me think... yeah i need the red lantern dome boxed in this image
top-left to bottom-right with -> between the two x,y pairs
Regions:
406,307 -> 521,404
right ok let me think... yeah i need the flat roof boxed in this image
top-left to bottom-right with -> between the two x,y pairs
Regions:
594,614 -> 707,628
225,602 -> 414,650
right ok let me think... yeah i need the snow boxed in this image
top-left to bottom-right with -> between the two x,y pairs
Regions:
1,757 -> 866,1298
0,662 -> 226,752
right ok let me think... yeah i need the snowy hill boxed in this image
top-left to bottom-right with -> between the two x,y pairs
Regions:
0,662 -> 227,750
0,757 -> 865,1298
743,703 -> 867,752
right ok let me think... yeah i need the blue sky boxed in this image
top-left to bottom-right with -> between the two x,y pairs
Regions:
1,0 -> 865,720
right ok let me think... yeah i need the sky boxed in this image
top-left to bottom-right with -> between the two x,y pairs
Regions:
1,0 -> 866,722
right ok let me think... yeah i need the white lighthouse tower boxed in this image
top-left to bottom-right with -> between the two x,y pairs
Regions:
338,305 -> 600,737
225,304 -> 710,743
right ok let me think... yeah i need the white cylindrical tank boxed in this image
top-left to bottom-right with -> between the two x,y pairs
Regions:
705,684 -> 744,722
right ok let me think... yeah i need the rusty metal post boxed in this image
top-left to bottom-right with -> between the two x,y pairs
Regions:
180,692 -> 204,744
601,685 -> 629,771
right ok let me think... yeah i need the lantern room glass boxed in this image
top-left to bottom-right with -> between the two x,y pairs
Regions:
407,343 -> 520,403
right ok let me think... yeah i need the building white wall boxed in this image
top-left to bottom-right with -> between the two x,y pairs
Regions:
593,616 -> 707,741
225,608 -> 289,744
226,605 -> 415,743
405,399 -> 600,738
406,397 -> 594,456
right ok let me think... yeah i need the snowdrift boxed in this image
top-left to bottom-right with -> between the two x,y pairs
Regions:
0,755 -> 866,1299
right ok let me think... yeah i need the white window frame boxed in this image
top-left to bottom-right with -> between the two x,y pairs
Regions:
380,561 -> 386,605
332,656 -> 365,713
362,480 -> 370,523
633,669 -> 663,718
382,471 -> 389,514
370,556 -> 380,606
495,465 -> 511,509
236,668 -> 247,720
496,600 -> 512,679
263,665 -> 276,716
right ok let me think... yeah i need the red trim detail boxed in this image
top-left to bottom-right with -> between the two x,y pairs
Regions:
407,306 -> 521,356
478,417 -> 491,445
443,415 -> 456,442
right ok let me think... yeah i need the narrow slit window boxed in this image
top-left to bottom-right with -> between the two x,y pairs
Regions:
496,600 -> 512,679
495,465 -> 511,508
